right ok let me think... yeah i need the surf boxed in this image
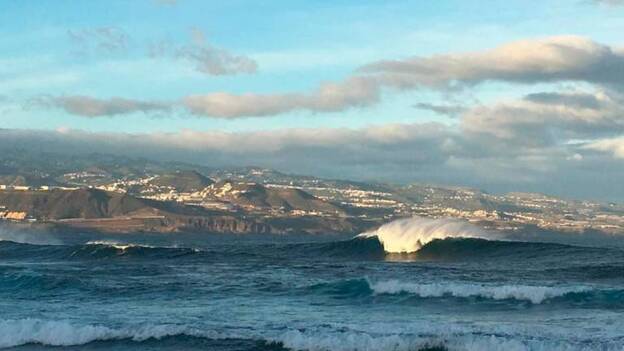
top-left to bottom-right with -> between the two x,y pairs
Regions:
4,318 -> 624,351
357,216 -> 499,253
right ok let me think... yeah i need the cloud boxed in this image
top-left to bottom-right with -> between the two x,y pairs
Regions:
460,89 -> 624,146
151,28 -> 257,76
413,102 -> 467,117
182,36 -> 624,117
185,36 -> 624,118
2,122 -> 623,201
38,95 -> 170,117
583,137 -> 624,158
591,0 -> 624,5
0,123 -> 456,176
40,36 -> 624,118
67,27 -> 130,56
184,76 -> 379,117
361,36 -> 624,89
38,78 -> 378,119
523,91 -> 603,109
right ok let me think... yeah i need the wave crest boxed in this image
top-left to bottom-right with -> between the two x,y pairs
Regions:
369,280 -> 590,304
85,240 -> 155,251
358,217 -> 497,253
3,318 -> 624,351
0,319 -> 225,348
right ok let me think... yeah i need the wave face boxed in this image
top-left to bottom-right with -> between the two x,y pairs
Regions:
358,217 -> 496,253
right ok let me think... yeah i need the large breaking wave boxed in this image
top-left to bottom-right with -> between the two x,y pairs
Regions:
358,217 -> 499,253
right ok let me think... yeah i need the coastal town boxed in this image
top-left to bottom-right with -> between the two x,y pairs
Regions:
1,166 -> 623,235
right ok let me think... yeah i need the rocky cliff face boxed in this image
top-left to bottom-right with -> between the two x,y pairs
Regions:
172,215 -> 275,234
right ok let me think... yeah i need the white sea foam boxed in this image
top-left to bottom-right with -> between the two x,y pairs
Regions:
0,319 -> 120,348
0,319 -> 224,348
274,328 -> 624,351
368,279 -> 590,304
358,216 -> 497,253
83,240 -> 203,252
1,318 -> 622,351
85,240 -> 154,251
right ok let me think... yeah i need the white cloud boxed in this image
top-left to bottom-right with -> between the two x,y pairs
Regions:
151,28 -> 257,76
183,77 -> 379,118
362,36 -> 624,89
583,137 -> 624,158
460,89 -> 624,145
38,95 -> 170,117
38,36 -> 624,118
184,36 -> 624,118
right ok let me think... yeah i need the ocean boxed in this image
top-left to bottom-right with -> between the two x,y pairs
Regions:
1,217 -> 624,351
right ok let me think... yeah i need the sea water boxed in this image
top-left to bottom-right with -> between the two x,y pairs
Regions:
1,217 -> 624,351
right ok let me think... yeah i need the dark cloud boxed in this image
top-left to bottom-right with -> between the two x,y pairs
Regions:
524,92 -> 603,109
0,124 -> 456,180
2,107 -> 624,201
414,102 -> 467,118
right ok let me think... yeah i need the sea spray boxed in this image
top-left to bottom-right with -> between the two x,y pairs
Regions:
358,216 -> 498,253
0,224 -> 62,245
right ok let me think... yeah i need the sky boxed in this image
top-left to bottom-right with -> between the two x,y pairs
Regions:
1,0 -> 624,201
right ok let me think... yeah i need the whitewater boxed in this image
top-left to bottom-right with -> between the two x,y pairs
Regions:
358,216 -> 497,253
2,216 -> 624,351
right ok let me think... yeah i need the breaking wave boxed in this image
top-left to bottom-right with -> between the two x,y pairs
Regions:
85,240 -> 157,251
3,318 -> 624,351
0,319 -> 225,349
274,328 -> 624,351
358,217 -> 499,253
306,278 -> 618,305
68,241 -> 201,259
368,280 -> 591,304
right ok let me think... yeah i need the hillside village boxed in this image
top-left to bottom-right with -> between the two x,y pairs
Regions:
1,160 -> 623,235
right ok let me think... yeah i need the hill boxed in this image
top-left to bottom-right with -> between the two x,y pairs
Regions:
0,188 -> 364,235
206,180 -> 345,215
0,188 -> 158,220
148,170 -> 214,193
